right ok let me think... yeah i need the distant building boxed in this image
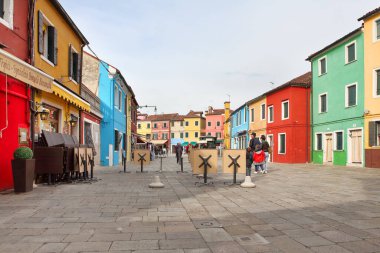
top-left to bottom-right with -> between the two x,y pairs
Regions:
183,111 -> 205,145
150,113 -> 178,149
230,104 -> 249,149
170,115 -> 185,153
204,106 -> 225,145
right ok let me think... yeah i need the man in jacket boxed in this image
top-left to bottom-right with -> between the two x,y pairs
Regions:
249,132 -> 261,150
175,143 -> 183,164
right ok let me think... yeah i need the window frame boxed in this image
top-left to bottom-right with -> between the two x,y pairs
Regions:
0,0 -> 13,29
147,123 -> 151,129
281,100 -> 289,120
345,83 -> 357,107
345,41 -> 357,64
39,12 -> 56,66
207,121 -> 211,127
315,133 -> 323,151
250,108 -> 255,123
373,18 -> 380,42
334,130 -> 344,151
261,103 -> 266,120
195,121 -> 199,126
171,133 -> 174,139
278,133 -> 286,154
195,132 -> 199,138
373,68 -> 380,98
69,44 -> 80,84
319,93 -> 328,113
318,56 -> 327,76
216,121 -> 221,127
185,132 -> 189,138
268,105 -> 274,123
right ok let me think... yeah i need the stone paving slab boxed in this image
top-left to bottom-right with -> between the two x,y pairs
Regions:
2,157 -> 380,252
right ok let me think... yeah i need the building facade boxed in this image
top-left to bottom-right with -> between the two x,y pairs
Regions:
230,104 -> 249,149
307,29 -> 365,166
170,115 -> 185,153
359,8 -> 380,168
150,114 -> 177,148
183,111 -> 205,144
248,96 -> 267,142
137,113 -> 152,142
223,102 -> 231,149
33,0 -> 90,143
0,0 -> 53,190
204,107 -> 224,142
266,73 -> 311,163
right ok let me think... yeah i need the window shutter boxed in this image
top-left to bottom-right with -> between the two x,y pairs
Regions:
77,53 -> 81,83
0,1 -> 4,19
72,53 -> 78,81
68,45 -> 72,78
53,27 -> 58,65
38,11 -> 44,54
369,121 -> 376,147
47,26 -> 55,63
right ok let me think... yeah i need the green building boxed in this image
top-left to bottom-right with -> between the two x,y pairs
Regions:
307,28 -> 365,167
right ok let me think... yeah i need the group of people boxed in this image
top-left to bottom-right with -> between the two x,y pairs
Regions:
246,132 -> 271,176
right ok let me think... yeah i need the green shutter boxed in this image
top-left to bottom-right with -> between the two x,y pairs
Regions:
348,85 -> 356,106
369,121 -> 376,147
336,132 -> 343,150
317,134 -> 322,150
38,11 -> 44,54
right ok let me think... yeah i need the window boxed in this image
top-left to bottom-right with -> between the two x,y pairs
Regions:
207,122 -> 211,127
0,0 -> 13,29
369,121 -> 380,147
138,124 -> 141,129
38,11 -> 57,65
147,123 -> 151,129
153,133 -> 158,140
268,105 -> 274,123
244,108 -> 247,123
319,93 -> 327,113
146,134 -> 151,140
346,84 -> 357,107
282,100 -> 289,120
250,108 -> 255,122
335,131 -> 343,151
114,86 -> 119,109
163,123 -> 167,128
195,132 -> 199,138
261,104 -> 266,120
216,132 -> 221,138
69,45 -> 80,83
375,19 -> 380,41
316,133 -> 322,150
171,133 -> 174,139
345,42 -> 356,63
118,90 -> 122,111
162,133 -> 168,140
185,121 -> 189,126
278,133 -> 286,154
217,121 -> 220,127
180,121 -> 184,127
153,123 -> 157,129
207,132 -> 211,136
185,132 -> 189,138
195,121 -> 199,126
171,122 -> 174,127
319,57 -> 327,75
374,69 -> 380,97
114,130 -> 122,151
180,133 -> 184,138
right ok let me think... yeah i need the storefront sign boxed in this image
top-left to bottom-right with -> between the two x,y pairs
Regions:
0,49 -> 52,92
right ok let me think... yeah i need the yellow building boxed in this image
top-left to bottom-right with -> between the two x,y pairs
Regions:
184,111 -> 205,143
33,0 -> 90,140
359,9 -> 380,168
247,96 -> 267,140
137,115 -> 152,142
223,102 -> 231,149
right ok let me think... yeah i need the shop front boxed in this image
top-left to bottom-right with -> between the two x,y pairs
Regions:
0,49 -> 53,190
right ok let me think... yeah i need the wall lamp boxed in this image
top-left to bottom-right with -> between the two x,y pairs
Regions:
69,114 -> 78,127
30,101 -> 50,120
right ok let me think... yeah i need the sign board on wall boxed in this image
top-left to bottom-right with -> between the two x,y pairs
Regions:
0,49 -> 52,92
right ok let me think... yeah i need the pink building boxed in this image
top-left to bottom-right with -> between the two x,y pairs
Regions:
149,113 -> 178,149
204,107 -> 225,140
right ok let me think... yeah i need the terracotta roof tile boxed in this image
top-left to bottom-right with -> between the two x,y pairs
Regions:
148,113 -> 179,121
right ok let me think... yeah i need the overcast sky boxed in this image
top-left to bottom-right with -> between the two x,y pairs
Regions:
61,0 -> 379,115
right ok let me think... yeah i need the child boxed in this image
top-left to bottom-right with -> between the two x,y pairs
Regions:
253,144 -> 265,174
246,147 -> 253,176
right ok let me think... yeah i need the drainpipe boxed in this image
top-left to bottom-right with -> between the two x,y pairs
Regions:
29,0 -> 37,150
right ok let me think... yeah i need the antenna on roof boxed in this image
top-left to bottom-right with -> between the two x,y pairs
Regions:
226,94 -> 231,102
269,82 -> 275,88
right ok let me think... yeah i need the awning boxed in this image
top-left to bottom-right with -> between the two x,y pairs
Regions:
190,141 -> 197,146
150,140 -> 168,145
0,48 -> 53,92
216,139 -> 224,143
52,81 -> 91,112
182,142 -> 189,146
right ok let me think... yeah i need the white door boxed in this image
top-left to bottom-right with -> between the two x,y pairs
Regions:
350,130 -> 362,164
325,134 -> 333,163
267,135 -> 273,162
93,124 -> 100,165
109,144 -> 113,166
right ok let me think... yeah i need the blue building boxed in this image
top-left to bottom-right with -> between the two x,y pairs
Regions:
230,103 -> 249,149
98,61 -> 128,166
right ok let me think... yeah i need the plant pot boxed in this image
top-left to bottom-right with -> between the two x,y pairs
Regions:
11,159 -> 35,193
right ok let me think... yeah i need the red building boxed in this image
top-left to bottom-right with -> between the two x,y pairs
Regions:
266,72 -> 311,164
0,1 -> 53,190
204,106 -> 225,141
149,113 -> 178,149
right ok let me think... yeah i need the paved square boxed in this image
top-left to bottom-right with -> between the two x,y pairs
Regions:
1,155 -> 380,252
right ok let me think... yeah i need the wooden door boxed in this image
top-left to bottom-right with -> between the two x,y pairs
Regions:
267,135 -> 273,162
350,130 -> 362,164
325,134 -> 333,163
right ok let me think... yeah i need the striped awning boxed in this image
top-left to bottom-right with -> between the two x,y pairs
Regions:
52,81 -> 90,112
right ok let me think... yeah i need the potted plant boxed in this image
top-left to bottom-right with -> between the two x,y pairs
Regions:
11,147 -> 35,193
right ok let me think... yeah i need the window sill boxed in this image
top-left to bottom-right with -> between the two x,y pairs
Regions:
319,111 -> 328,114
345,59 -> 357,65
40,55 -> 55,67
281,117 -> 289,120
318,73 -> 327,77
345,105 -> 357,109
69,77 -> 79,85
334,150 -> 345,152
0,17 -> 13,29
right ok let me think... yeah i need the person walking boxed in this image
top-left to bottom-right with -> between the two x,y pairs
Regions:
260,135 -> 270,174
175,143 -> 183,164
253,144 -> 265,174
249,132 -> 261,150
246,147 -> 253,176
